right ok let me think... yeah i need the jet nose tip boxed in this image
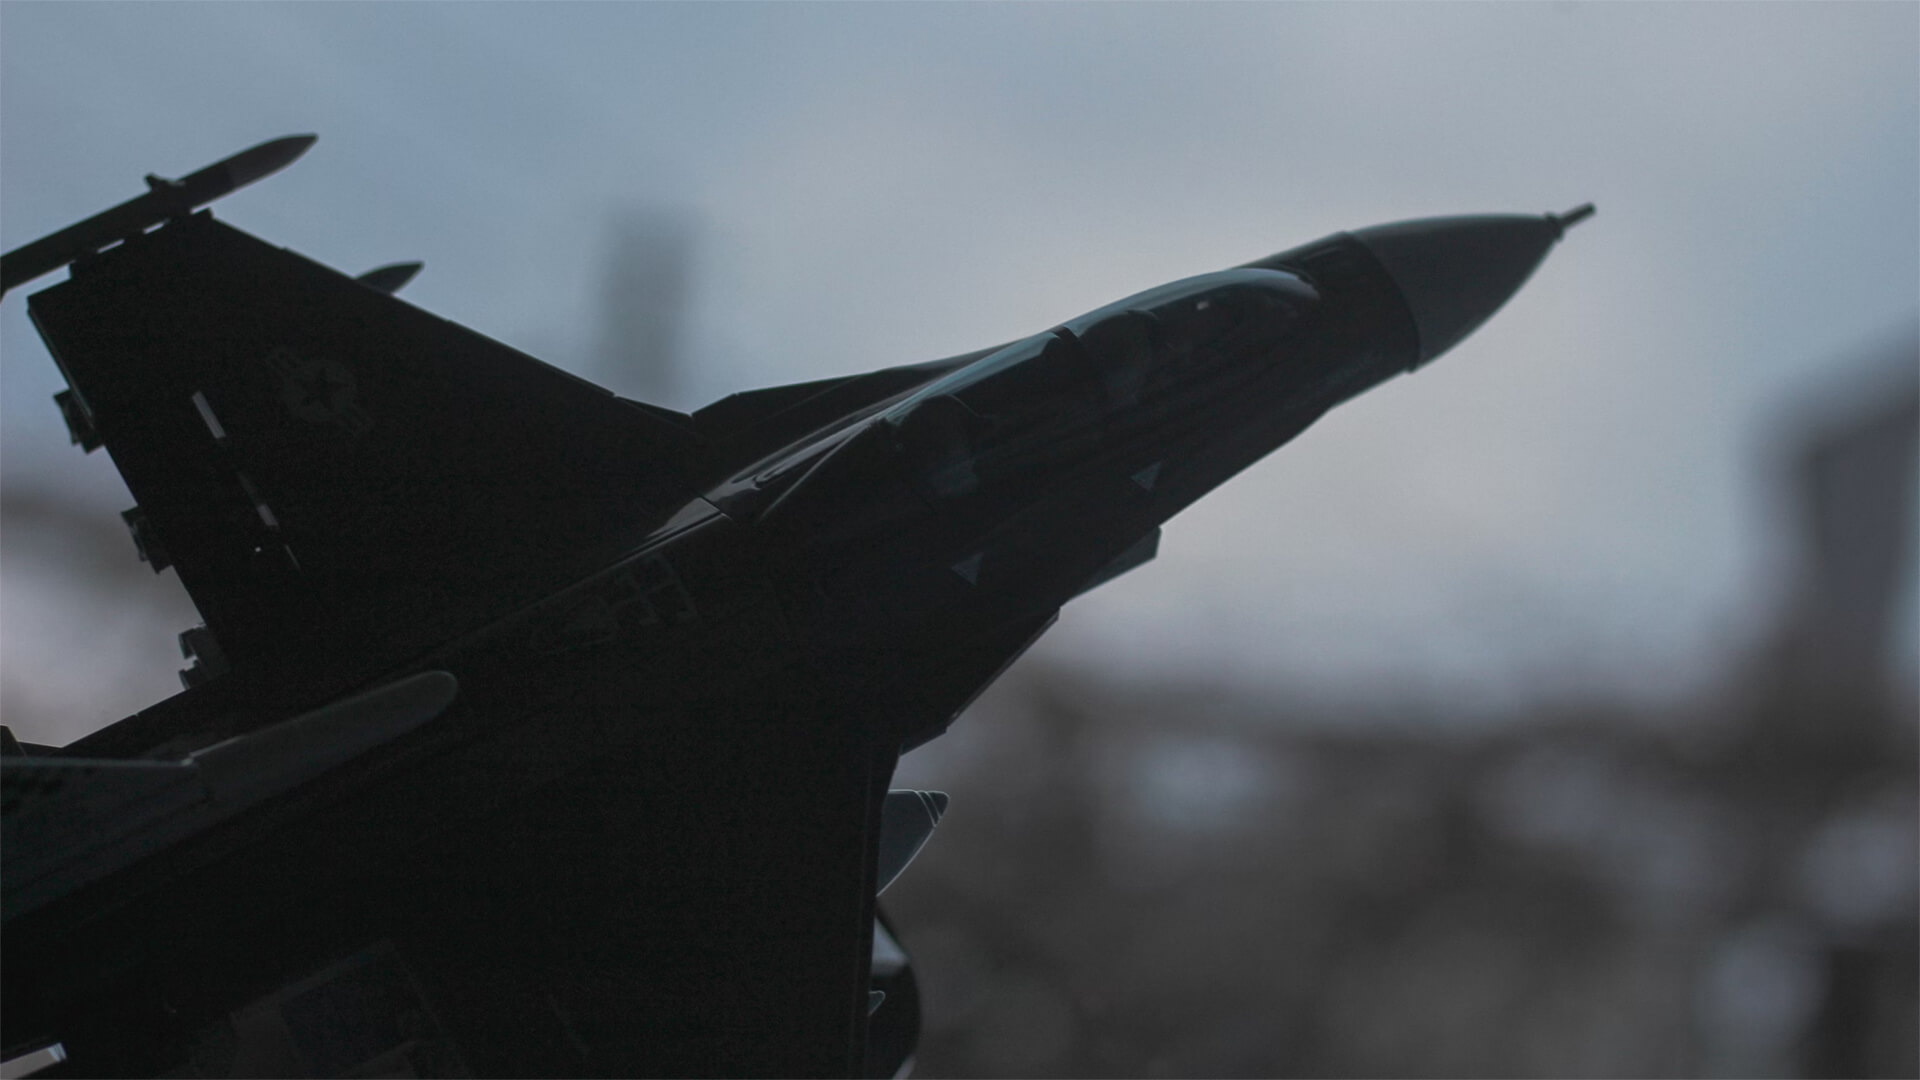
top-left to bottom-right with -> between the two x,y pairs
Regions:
1550,203 -> 1597,235
1352,208 -> 1587,367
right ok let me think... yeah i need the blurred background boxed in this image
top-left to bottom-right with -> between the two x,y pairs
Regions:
2,4 -> 1913,1076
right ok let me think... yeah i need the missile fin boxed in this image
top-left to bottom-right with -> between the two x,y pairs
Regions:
875,789 -> 948,895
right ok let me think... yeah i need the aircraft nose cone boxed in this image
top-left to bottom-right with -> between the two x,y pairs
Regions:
1353,207 -> 1589,367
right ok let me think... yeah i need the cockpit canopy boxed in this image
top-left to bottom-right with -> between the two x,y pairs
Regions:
879,267 -> 1316,504
887,267 -> 1316,425
1062,266 -> 1317,359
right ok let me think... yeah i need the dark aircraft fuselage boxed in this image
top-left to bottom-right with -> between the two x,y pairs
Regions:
0,137 -> 1585,1079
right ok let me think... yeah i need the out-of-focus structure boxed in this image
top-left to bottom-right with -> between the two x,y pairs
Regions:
592,208 -> 695,409
888,330 -> 1918,1078
0,488 -> 201,743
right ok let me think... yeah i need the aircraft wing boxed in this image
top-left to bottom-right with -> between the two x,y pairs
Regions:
1,672 -> 457,921
26,214 -> 710,697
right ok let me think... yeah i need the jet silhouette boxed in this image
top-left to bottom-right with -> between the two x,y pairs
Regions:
0,136 -> 1586,1078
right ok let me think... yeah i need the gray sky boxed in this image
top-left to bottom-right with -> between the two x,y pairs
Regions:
2,2 -> 1915,734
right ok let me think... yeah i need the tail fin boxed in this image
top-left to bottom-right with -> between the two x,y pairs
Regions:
29,213 -> 710,690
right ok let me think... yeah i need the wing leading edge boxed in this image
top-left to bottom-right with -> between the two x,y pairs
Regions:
1,672 -> 457,921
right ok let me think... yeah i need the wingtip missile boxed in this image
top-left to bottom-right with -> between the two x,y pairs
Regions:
0,134 -> 318,299
215,134 -> 318,191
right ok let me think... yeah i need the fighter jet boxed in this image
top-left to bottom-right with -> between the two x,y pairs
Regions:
0,136 -> 1587,1078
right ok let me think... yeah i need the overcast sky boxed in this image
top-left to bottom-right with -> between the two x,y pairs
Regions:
2,3 -> 1914,733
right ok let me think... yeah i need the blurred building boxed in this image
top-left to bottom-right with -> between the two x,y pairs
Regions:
0,486 -> 201,746
591,207 -> 695,408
